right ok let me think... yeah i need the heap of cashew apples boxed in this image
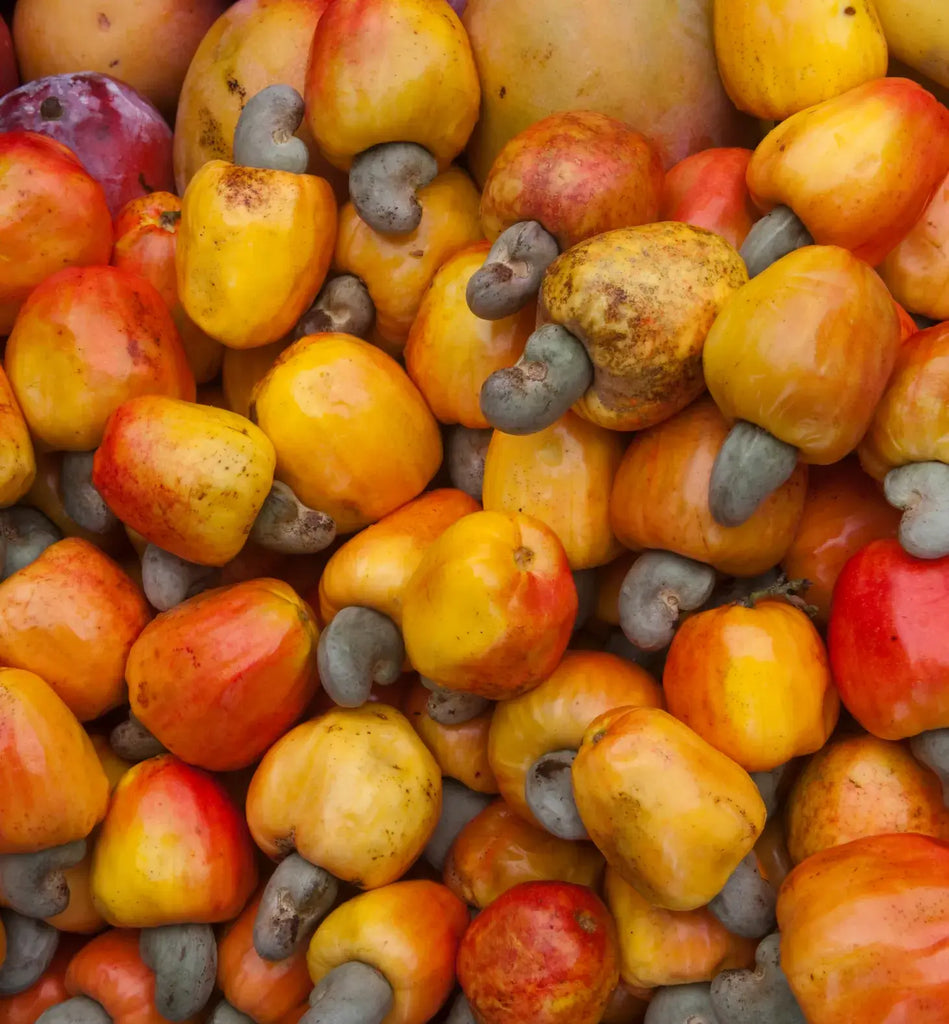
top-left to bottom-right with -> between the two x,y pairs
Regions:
1,0 -> 949,1022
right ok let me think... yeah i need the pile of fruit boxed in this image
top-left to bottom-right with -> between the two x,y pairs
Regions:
1,0 -> 949,1021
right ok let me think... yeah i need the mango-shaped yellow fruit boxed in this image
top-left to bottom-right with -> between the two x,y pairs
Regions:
572,706 -> 766,911
176,159 -> 337,349
0,364 -> 35,506
246,704 -> 442,890
713,0 -> 888,120
93,395 -> 276,566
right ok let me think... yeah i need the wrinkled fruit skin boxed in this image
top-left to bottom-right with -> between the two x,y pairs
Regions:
457,880 -> 620,1024
828,538 -> 949,739
0,71 -> 175,215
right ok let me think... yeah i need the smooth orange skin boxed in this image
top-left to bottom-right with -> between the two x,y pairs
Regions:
462,0 -> 756,183
457,880 -> 620,1024
482,412 -> 626,571
488,650 -> 663,826
572,706 -> 766,911
304,0 -> 480,171
250,333 -> 443,534
246,704 -> 441,890
126,579 -> 319,771
663,600 -> 839,773
307,880 -> 468,1024
112,192 -> 225,384
0,934 -> 86,1024
222,339 -> 289,419
858,321 -> 949,480
4,265 -> 195,452
747,77 -> 949,265
785,735 -> 949,864
317,488 -> 479,627
660,147 -> 759,249
755,815 -> 795,892
443,798 -> 604,909
0,131 -> 113,335
0,363 -> 36,507
401,677 -> 498,794
12,0 -> 226,118
880,168 -> 949,321
610,397 -> 807,576
173,0 -> 344,195
777,833 -> 949,1024
21,448 -> 130,556
218,888 -> 312,1024
479,110 -> 664,250
334,168 -> 483,354
66,929 -> 202,1024
0,537 -> 150,721
781,459 -> 901,623
703,245 -> 902,464
401,510 -> 577,700
0,668 -> 109,855
93,394 -> 276,566
90,755 -> 258,927
592,552 -> 639,627
404,242 -> 533,428
604,867 -> 756,990
894,299 -> 919,343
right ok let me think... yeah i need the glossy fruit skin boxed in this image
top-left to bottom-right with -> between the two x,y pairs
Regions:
703,245 -> 902,464
482,412 -> 626,570
304,0 -> 480,170
443,798 -> 604,909
0,130 -> 112,335
663,599 -> 840,772
112,192 -> 225,384
747,77 -> 949,265
461,0 -> 754,182
785,734 -> 949,864
93,394 -> 276,566
0,667 -> 110,854
177,159 -> 337,350
218,888 -> 312,1024
660,147 -> 759,249
858,321 -> 949,481
0,934 -> 80,1023
126,579 -> 319,771
572,706 -> 766,911
317,488 -> 479,627
610,397 -> 807,576
222,340 -> 289,420
879,168 -> 949,322
828,538 -> 949,739
65,928 -> 203,1024
12,0 -> 226,119
401,510 -> 577,700
401,678 -> 498,794
307,880 -> 469,1024
5,265 -> 195,451
90,754 -> 258,927
713,0 -> 887,120
0,538 -> 151,721
0,364 -> 36,508
0,72 -> 174,216
874,0 -> 949,88
457,880 -> 620,1024
479,110 -> 664,250
777,833 -> 949,1023
604,866 -> 755,989
781,459 -> 901,624
540,222 -> 747,433
253,335 -> 442,535
246,704 -> 441,889
173,0 -> 344,194
0,17 -> 16,98
487,650 -> 663,826
404,242 -> 533,428
334,168 -> 484,355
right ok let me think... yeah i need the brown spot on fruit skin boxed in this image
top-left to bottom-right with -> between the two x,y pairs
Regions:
97,12 -> 110,30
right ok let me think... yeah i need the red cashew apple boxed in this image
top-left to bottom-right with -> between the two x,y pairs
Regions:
0,17 -> 17,98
